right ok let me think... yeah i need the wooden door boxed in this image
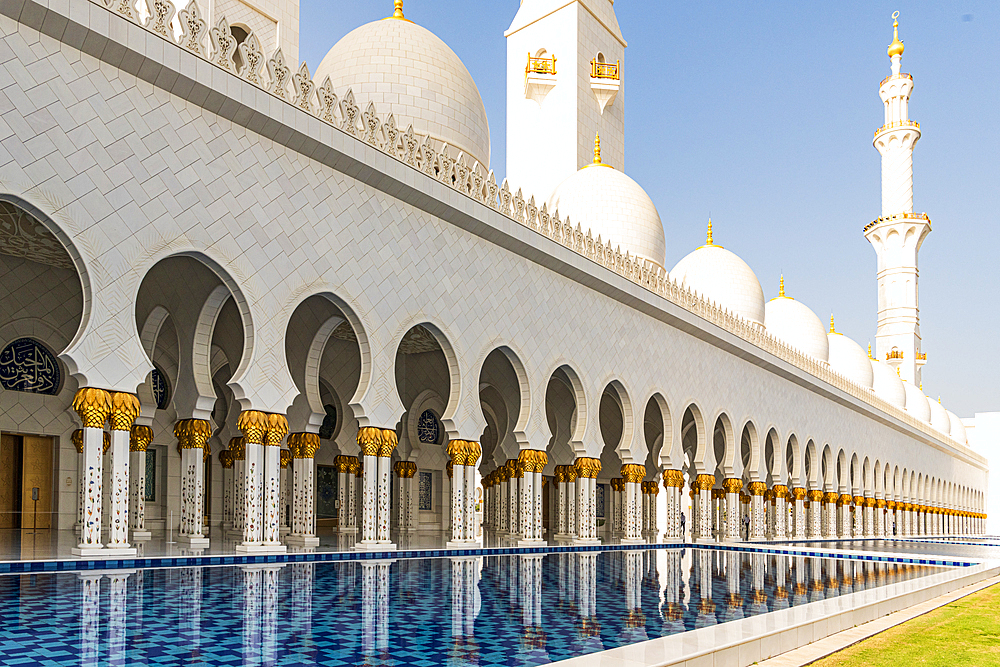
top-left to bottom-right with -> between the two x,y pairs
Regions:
0,434 -> 19,529
20,436 -> 52,530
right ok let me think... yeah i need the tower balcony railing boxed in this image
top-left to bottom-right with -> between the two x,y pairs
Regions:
880,72 -> 913,87
526,54 -> 556,76
864,211 -> 930,233
590,59 -> 620,80
874,119 -> 919,138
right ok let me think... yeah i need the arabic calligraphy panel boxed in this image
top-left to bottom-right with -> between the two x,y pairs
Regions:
0,338 -> 61,395
151,366 -> 169,410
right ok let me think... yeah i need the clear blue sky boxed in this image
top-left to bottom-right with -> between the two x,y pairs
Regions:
300,1 -> 999,418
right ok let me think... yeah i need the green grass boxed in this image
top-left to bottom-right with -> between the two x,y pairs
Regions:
809,582 -> 1000,666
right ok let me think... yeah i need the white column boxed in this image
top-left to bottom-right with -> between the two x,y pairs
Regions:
349,464 -> 359,530
355,426 -> 397,551
237,411 -> 267,553
337,466 -> 349,533
465,462 -> 478,541
449,462 -> 466,545
519,469 -> 534,539
807,491 -> 822,538
360,453 -> 378,543
73,430 -> 84,531
79,573 -> 102,667
773,487 -> 787,539
128,425 -> 152,540
376,454 -> 391,543
233,450 -> 246,534
221,451 -> 234,530
279,450 -> 290,534
405,472 -> 416,532
72,390 -> 112,556
287,434 -> 320,547
749,483 -> 766,540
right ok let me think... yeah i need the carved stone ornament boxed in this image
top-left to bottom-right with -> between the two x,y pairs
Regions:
72,387 -> 112,429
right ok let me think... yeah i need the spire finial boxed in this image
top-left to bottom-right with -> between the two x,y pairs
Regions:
888,11 -> 904,58
594,132 -> 602,164
868,343 -> 873,359
779,275 -> 785,297
829,314 -> 836,334
392,0 -> 405,19
706,218 -> 713,246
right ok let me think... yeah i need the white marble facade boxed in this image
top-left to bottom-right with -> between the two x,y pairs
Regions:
0,0 -> 989,554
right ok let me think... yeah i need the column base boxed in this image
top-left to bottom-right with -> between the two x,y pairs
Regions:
446,539 -> 482,548
620,537 -> 646,545
178,535 -> 210,548
352,541 -> 397,552
517,539 -> 546,547
235,543 -> 287,554
72,546 -> 137,558
225,530 -> 244,540
285,535 -> 320,547
339,527 -> 358,534
279,526 -> 291,538
131,530 -> 152,541
572,537 -> 601,546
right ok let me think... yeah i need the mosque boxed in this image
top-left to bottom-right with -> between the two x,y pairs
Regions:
0,0 -> 989,559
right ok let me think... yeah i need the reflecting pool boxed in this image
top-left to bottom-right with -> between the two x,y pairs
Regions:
784,539 -> 1000,561
0,549 -> 946,666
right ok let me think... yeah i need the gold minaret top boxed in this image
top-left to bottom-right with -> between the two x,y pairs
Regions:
778,275 -> 785,297
706,218 -> 714,246
388,0 -> 408,21
829,314 -> 836,334
887,12 -> 904,58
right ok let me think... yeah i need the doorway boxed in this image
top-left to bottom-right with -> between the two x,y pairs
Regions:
0,434 -> 53,530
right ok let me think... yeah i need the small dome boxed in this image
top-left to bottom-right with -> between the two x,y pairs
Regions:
315,7 -> 490,168
670,222 -> 765,325
765,293 -> 829,362
928,398 -> 951,435
828,334 -> 874,388
549,142 -> 665,268
871,359 -> 906,408
887,17 -> 905,58
901,381 -> 930,422
946,410 -> 967,444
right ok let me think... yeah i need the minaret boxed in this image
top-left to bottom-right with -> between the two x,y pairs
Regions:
505,0 -> 626,203
864,12 -> 930,386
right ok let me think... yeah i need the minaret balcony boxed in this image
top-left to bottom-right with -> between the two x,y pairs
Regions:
863,211 -> 930,233
873,119 -> 919,139
916,352 -> 927,366
880,72 -> 912,87
524,53 -> 557,106
589,59 -> 620,115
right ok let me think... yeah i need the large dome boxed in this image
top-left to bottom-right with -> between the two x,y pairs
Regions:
871,359 -> 906,408
946,410 -> 967,444
549,159 -> 665,268
928,398 -> 951,435
315,10 -> 491,169
902,381 -> 930,422
828,333 -> 874,389
670,225 -> 765,325
764,293 -> 829,362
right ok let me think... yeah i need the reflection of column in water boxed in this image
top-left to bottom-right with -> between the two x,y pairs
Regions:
749,553 -> 767,614
450,558 -> 480,664
518,555 -> 546,661
376,562 -> 391,662
692,549 -> 716,628
242,567 -> 263,667
262,566 -> 282,666
773,554 -> 789,611
290,563 -> 314,659
574,553 -> 601,653
360,563 -> 377,665
792,555 -> 808,606
722,551 -> 742,621
809,558 -> 825,602
79,574 -> 102,667
179,567 -> 202,658
106,571 -> 131,667
619,550 -> 646,642
660,550 -> 685,633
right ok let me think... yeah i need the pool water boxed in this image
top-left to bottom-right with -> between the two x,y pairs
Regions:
784,539 -> 1000,561
0,549 -> 945,666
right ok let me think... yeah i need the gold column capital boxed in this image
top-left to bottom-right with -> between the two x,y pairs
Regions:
71,429 -> 84,454
446,460 -> 454,479
448,439 -> 470,465
238,410 -> 269,445
264,413 -> 289,446
807,490 -> 824,502
573,456 -> 601,479
219,449 -> 235,468
228,436 -> 246,460
72,387 -> 112,429
722,478 -> 743,493
293,433 -> 320,458
696,474 -> 716,491
129,424 -> 152,452
102,431 -> 110,454
772,484 -> 789,499
662,469 -> 685,488
620,463 -> 645,484
175,418 -> 211,449
823,491 -> 840,504
108,392 -> 140,431
748,481 -> 767,496
790,487 -> 807,500
280,448 -> 292,468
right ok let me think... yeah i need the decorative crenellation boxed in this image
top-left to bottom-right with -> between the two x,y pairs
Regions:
129,425 -> 152,452
84,0 -> 970,457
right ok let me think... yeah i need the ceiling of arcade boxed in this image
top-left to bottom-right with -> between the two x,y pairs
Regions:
0,202 -> 74,271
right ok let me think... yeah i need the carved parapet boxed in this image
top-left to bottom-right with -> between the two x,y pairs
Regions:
130,425 -> 152,452
72,387 -> 112,429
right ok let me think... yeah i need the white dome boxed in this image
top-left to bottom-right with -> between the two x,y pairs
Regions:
902,381 -> 930,422
928,398 -> 951,435
670,240 -> 765,325
946,410 -> 967,444
827,334 -> 874,388
549,165 -> 665,268
765,297 -> 829,361
871,359 -> 906,408
315,14 -> 490,169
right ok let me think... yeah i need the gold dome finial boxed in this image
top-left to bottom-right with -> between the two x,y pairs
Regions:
594,132 -> 602,164
920,382 -> 923,391
706,218 -> 714,246
868,342 -> 873,359
778,275 -> 785,297
829,314 -> 836,334
888,11 -> 904,58
388,0 -> 407,20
